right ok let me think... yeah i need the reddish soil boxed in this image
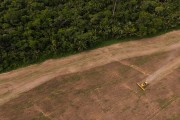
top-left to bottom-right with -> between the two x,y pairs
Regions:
122,48 -> 180,74
0,50 -> 179,120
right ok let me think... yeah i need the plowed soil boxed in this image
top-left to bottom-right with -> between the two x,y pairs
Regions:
0,52 -> 180,120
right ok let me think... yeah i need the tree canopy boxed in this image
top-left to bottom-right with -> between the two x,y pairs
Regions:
0,0 -> 180,72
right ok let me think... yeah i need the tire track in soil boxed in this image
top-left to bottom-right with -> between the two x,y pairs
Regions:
145,56 -> 180,84
145,96 -> 179,120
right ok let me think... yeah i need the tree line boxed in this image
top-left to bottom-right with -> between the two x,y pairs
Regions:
0,0 -> 179,73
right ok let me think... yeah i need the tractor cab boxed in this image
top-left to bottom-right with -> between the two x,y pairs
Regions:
137,82 -> 148,91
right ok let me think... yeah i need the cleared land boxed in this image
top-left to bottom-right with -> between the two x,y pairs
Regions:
0,50 -> 180,120
0,30 -> 180,120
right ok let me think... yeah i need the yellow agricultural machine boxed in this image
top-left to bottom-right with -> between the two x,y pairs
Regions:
137,82 -> 148,91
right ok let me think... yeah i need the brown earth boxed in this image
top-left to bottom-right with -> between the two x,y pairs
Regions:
122,48 -> 180,74
0,50 -> 179,120
121,49 -> 180,83
0,30 -> 180,106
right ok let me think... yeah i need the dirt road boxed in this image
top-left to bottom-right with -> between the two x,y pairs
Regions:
0,30 -> 180,105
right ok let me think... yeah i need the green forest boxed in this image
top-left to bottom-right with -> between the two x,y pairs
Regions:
0,0 -> 180,73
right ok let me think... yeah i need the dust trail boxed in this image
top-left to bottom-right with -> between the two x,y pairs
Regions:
145,56 -> 180,83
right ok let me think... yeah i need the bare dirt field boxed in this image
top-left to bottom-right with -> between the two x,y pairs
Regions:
0,30 -> 180,120
0,50 -> 179,120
